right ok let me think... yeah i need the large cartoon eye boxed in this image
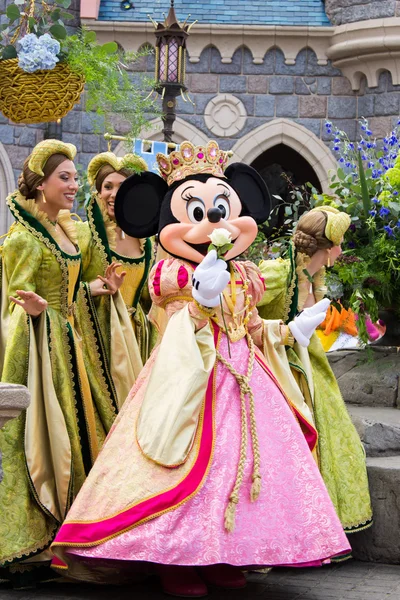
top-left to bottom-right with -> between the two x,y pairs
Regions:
214,196 -> 230,220
187,198 -> 205,223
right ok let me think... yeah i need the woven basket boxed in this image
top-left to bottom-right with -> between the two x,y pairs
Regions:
0,59 -> 85,124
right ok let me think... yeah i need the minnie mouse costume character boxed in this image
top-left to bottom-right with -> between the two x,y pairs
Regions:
52,141 -> 350,596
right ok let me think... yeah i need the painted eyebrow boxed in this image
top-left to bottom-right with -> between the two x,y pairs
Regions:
216,183 -> 230,191
181,185 -> 195,197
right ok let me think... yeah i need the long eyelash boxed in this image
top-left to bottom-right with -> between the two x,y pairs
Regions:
220,189 -> 230,198
182,192 -> 194,201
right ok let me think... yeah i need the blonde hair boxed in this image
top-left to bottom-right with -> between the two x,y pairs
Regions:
293,210 -> 333,257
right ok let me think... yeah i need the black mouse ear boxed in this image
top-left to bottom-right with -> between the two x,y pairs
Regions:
114,171 -> 168,238
224,162 -> 271,224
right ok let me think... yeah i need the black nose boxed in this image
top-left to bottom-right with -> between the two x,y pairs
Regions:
207,207 -> 222,223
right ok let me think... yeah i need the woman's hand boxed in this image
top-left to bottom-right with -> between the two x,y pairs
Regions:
89,262 -> 127,297
9,290 -> 48,317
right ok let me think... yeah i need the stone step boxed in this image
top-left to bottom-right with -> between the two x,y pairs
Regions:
327,348 -> 400,408
347,405 -> 400,457
350,455 -> 400,565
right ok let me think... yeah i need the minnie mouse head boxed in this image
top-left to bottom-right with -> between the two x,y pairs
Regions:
114,140 -> 271,264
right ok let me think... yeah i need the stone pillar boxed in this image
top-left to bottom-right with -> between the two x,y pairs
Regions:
0,383 -> 30,482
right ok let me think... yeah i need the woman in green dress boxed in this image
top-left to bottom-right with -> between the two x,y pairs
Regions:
0,140 -> 121,586
76,152 -> 152,408
257,206 -> 372,535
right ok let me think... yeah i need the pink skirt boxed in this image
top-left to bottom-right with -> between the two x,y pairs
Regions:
55,332 -> 350,574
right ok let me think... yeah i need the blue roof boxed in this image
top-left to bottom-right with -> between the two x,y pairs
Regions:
99,1 -> 331,26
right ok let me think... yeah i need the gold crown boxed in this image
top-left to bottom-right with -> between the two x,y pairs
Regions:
157,140 -> 230,186
87,152 -> 148,187
28,139 -> 77,177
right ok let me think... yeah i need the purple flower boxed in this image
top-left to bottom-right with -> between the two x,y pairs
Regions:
349,223 -> 356,232
348,241 -> 356,249
380,207 -> 390,217
384,225 -> 394,237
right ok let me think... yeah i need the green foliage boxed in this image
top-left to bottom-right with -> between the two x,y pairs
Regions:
61,30 -> 159,138
243,176 -> 317,263
0,0 -> 73,50
318,119 -> 400,342
74,164 -> 91,211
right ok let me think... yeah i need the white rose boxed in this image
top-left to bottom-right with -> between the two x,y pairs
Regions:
208,228 -> 232,247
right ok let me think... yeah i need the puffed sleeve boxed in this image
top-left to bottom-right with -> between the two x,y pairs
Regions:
237,260 -> 290,349
2,229 -> 42,314
75,220 -> 92,277
257,258 -> 291,320
149,258 -> 208,330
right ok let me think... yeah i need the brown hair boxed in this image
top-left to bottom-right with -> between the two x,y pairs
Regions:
292,210 -> 333,257
18,153 -> 72,200
95,164 -> 133,193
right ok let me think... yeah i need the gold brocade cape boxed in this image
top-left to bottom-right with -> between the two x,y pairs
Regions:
75,194 -> 151,408
0,192 -> 106,580
257,247 -> 373,533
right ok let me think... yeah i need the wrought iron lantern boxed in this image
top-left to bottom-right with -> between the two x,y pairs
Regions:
149,1 -> 195,142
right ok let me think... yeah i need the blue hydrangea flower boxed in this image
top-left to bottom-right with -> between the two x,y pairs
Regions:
17,33 -> 60,73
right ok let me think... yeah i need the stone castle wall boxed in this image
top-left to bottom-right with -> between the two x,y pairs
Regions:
0,0 -> 399,200
325,0 -> 400,25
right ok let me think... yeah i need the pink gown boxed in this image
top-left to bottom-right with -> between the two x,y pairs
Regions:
52,259 -> 350,582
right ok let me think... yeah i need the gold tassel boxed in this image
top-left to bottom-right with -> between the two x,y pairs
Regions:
224,496 -> 238,533
251,474 -> 261,502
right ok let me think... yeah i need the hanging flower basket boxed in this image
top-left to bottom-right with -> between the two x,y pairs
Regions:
0,58 -> 84,124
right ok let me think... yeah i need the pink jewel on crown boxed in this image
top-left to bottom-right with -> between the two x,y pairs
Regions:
156,140 -> 230,186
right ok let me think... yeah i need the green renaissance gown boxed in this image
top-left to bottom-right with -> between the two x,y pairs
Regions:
75,195 -> 152,409
0,192 -> 113,585
257,247 -> 372,534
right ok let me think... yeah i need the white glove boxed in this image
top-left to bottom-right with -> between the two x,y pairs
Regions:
288,298 -> 331,347
192,250 -> 230,308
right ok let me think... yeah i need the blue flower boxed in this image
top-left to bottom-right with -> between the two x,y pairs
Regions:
17,33 -> 60,73
348,241 -> 355,249
339,157 -> 345,163
369,210 -> 377,216
394,191 -> 399,196
361,124 -> 367,131
397,221 -> 400,227
366,130 -> 372,136
384,225 -> 394,237
372,197 -> 379,204
333,146 -> 340,152
379,207 -> 390,217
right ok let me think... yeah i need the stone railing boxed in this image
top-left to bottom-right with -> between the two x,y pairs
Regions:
0,383 -> 30,429
0,383 -> 30,482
